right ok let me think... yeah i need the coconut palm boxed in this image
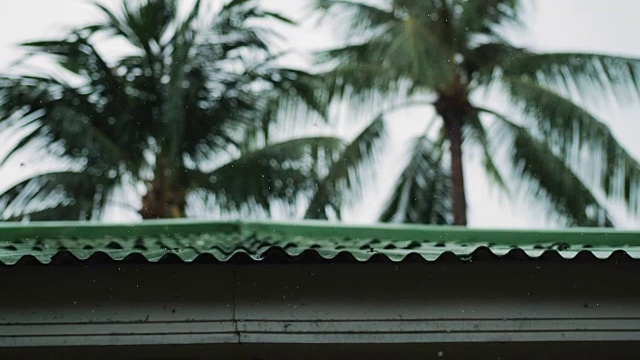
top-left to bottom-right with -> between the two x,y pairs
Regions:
0,0 -> 379,221
314,0 -> 640,226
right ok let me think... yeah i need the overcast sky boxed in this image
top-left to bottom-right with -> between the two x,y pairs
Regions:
0,0 -> 639,228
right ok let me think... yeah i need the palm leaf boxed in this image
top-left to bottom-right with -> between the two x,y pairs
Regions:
161,0 -> 203,166
91,2 -> 139,43
505,52 -> 640,106
258,67 -> 329,120
0,76 -> 136,173
317,55 -> 407,106
480,109 -> 615,227
0,0 -> 343,221
464,111 -> 509,193
315,0 -> 396,36
187,137 -> 346,214
503,77 -> 640,215
379,134 -> 452,224
304,116 -> 386,219
464,42 -> 524,85
0,171 -> 118,221
459,0 -> 522,39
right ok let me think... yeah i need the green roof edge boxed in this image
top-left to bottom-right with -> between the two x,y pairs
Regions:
0,219 -> 639,246
0,219 -> 240,241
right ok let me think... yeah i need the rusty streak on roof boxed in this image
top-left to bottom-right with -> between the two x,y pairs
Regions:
0,219 -> 639,265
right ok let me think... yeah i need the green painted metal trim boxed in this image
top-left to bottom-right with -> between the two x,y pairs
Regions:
0,219 -> 639,246
0,220 -> 241,241
243,221 -> 640,247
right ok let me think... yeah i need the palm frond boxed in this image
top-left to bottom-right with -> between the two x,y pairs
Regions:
480,109 -> 615,227
0,76 -> 138,174
504,77 -> 640,215
188,136 -> 346,215
315,0 -> 396,37
464,111 -> 509,193
464,42 -> 524,85
107,0 -> 175,50
379,134 -> 452,224
91,2 -> 138,41
304,116 -> 386,219
313,0 -> 455,112
505,52 -> 640,106
458,0 -> 522,39
161,0 -> 203,166
0,171 -> 118,221
317,55 -> 408,107
213,0 -> 278,51
259,67 -> 329,120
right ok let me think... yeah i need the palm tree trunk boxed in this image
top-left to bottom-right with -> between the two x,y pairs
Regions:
445,117 -> 467,226
140,157 -> 185,219
140,166 -> 167,219
140,182 -> 186,219
435,87 -> 470,226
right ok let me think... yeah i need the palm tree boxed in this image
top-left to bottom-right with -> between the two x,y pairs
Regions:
0,0 -> 369,221
314,0 -> 640,226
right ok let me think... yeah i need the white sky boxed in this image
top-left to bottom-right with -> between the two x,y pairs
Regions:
0,0 -> 639,228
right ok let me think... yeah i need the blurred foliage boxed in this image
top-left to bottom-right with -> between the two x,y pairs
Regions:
314,0 -> 640,226
0,0 -> 382,220
1,0 -> 640,226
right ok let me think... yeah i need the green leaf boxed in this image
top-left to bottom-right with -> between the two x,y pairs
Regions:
0,76 -> 137,172
464,111 -> 509,193
459,0 -> 522,38
305,116 -> 386,219
505,52 -> 640,106
0,171 -> 118,221
480,109 -> 615,227
1,0 -> 326,220
503,77 -> 640,215
379,134 -> 452,224
188,137 -> 346,214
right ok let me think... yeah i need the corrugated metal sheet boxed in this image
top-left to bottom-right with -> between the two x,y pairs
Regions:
1,220 -> 639,265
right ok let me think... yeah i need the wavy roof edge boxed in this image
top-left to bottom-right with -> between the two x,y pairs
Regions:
1,219 -> 639,246
5,247 -> 639,266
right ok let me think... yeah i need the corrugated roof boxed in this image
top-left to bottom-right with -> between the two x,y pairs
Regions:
1,220 -> 639,265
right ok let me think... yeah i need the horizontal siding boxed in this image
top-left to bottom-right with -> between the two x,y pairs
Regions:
1,261 -> 640,357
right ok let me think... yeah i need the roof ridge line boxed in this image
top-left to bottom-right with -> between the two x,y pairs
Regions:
0,219 -> 638,246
